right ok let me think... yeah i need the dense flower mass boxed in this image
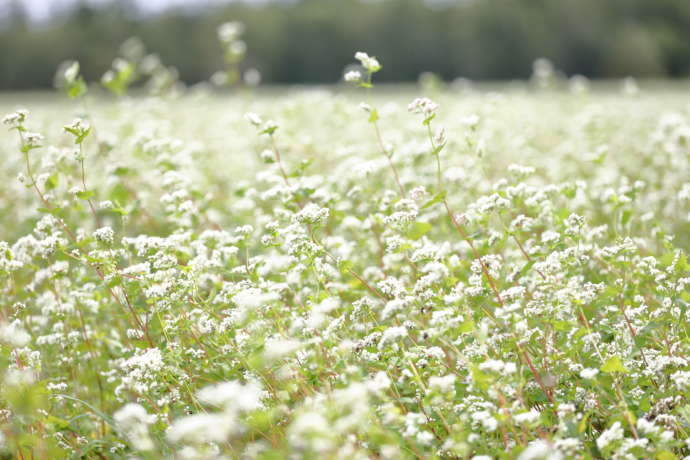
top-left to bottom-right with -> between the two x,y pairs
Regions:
1,49 -> 690,459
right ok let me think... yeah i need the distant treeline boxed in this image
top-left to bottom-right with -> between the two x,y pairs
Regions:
1,0 -> 690,89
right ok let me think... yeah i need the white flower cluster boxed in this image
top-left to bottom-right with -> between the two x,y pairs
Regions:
354,51 -> 381,73
1,52 -> 690,460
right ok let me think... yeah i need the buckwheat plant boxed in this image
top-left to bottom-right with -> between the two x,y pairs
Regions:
212,21 -> 248,88
1,47 -> 690,460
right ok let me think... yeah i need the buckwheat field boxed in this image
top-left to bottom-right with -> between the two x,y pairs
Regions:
3,43 -> 690,460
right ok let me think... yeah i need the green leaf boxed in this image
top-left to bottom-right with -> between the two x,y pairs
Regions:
106,275 -> 123,289
76,190 -> 95,200
431,143 -> 445,156
516,259 -> 536,280
110,206 -> 129,216
600,355 -> 628,373
561,184 -> 577,199
45,173 -> 59,191
55,394 -> 115,428
657,451 -> 678,460
261,125 -> 278,136
112,166 -> 133,177
458,318 -> 474,334
291,158 -> 313,177
21,143 -> 40,153
76,127 -> 91,144
338,259 -> 354,274
578,412 -> 591,434
552,320 -> 572,332
634,321 -> 663,349
101,61 -> 135,96
368,108 -> 379,123
109,183 -> 130,204
674,252 -> 689,274
64,126 -> 91,143
67,76 -> 87,99
45,415 -> 71,431
470,365 -> 492,392
406,222 -> 432,240
421,191 -> 446,210
37,207 -> 62,217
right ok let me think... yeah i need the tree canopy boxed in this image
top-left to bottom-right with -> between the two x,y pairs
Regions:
1,0 -> 690,89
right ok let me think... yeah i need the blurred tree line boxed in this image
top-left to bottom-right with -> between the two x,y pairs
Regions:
1,0 -> 690,90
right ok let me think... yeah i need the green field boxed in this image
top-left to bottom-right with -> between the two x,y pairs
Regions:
2,75 -> 690,458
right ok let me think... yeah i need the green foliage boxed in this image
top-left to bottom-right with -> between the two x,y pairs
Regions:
601,356 -> 628,374
101,59 -> 135,96
405,221 -> 431,240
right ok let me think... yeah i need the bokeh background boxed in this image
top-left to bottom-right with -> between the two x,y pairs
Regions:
2,0 -> 690,90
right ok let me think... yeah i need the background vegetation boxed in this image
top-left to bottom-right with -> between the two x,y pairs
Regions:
2,0 -> 690,90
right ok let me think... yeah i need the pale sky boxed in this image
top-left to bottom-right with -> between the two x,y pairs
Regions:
15,0 -> 260,22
